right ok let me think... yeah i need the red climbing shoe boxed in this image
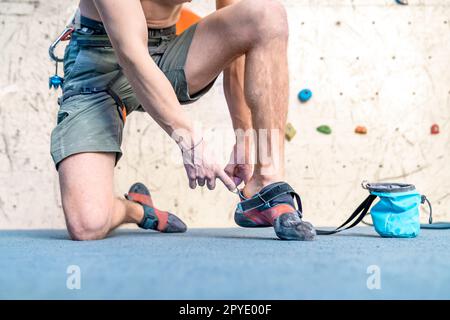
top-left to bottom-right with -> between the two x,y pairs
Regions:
234,182 -> 316,241
125,182 -> 187,233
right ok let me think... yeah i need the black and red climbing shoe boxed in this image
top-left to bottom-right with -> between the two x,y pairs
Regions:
125,182 -> 187,233
234,182 -> 316,241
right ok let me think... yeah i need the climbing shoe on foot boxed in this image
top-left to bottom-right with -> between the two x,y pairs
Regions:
234,182 -> 316,241
125,182 -> 187,233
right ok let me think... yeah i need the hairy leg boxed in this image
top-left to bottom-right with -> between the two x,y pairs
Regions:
58,152 -> 144,240
184,0 -> 289,196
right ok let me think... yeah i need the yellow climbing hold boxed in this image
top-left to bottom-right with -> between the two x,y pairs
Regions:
285,123 -> 297,141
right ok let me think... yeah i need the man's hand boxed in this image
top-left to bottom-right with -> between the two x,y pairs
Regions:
224,143 -> 253,188
179,139 -> 237,191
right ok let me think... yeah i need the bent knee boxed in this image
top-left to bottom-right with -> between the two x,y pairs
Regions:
64,207 -> 111,241
243,0 -> 288,41
67,218 -> 110,241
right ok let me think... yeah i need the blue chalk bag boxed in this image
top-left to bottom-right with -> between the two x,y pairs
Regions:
363,182 -> 430,238
317,181 -> 433,238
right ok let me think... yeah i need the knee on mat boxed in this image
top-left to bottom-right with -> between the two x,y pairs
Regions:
243,0 -> 288,41
66,210 -> 111,241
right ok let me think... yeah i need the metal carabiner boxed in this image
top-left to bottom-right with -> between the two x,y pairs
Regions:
48,26 -> 74,62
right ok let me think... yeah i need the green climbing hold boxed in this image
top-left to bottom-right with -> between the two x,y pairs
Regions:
317,125 -> 332,135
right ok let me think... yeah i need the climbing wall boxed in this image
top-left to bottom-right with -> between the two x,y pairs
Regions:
0,0 -> 449,229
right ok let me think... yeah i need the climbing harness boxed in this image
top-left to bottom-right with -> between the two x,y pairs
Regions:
61,69 -> 127,123
48,13 -> 127,122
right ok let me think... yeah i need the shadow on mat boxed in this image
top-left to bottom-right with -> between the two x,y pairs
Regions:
112,229 -> 276,241
0,230 -> 70,240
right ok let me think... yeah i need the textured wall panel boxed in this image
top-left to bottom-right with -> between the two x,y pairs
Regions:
0,0 -> 449,229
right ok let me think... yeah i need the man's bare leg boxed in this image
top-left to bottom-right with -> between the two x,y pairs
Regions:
185,0 -> 289,197
58,152 -> 144,240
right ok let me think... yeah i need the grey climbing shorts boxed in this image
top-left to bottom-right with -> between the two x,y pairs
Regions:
50,18 -> 215,168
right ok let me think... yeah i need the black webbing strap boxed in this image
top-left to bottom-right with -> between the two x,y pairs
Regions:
75,35 -> 161,47
316,194 -> 378,235
238,182 -> 303,218
62,85 -> 108,102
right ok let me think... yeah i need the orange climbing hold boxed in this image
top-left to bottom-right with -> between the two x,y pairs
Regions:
176,7 -> 202,35
355,126 -> 367,134
431,124 -> 440,135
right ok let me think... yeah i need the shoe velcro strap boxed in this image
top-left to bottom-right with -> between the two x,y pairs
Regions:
126,192 -> 154,207
239,182 -> 302,213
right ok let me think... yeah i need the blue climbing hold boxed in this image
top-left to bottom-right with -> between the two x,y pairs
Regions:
49,75 -> 64,90
298,89 -> 312,103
